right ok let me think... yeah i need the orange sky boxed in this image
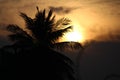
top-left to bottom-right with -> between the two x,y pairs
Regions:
0,0 -> 120,44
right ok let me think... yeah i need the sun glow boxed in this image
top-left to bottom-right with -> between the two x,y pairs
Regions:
61,23 -> 84,43
65,31 -> 83,42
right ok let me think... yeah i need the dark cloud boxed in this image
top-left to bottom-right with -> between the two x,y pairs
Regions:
54,40 -> 120,80
0,0 -> 21,3
49,6 -> 80,14
79,41 -> 120,80
94,31 -> 120,42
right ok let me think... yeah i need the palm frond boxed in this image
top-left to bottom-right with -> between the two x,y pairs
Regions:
55,55 -> 76,80
31,9 -> 55,40
7,24 -> 33,42
49,26 -> 72,43
7,24 -> 22,33
45,15 -> 55,31
46,9 -> 53,22
54,18 -> 71,30
20,12 -> 34,29
53,50 -> 73,65
61,18 -> 71,25
36,6 -> 39,12
35,9 -> 46,23
8,33 -> 29,42
33,9 -> 46,34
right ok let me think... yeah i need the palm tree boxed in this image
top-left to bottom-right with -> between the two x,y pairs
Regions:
7,6 -> 72,48
6,7 -> 76,80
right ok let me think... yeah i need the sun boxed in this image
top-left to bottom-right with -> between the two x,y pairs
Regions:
64,31 -> 83,42
58,22 -> 84,43
58,21 -> 86,44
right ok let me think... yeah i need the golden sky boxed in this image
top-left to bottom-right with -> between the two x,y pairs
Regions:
0,0 -> 120,44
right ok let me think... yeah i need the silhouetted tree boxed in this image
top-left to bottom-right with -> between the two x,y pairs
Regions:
5,7 -> 76,80
7,7 -> 72,49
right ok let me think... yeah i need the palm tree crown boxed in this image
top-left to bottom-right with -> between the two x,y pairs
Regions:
7,6 -> 72,48
5,6 -> 75,80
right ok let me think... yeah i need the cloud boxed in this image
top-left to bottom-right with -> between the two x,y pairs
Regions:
79,41 -> 120,80
84,0 -> 120,16
96,33 -> 120,42
49,6 -> 80,14
0,0 -> 21,2
0,0 -> 39,24
90,27 -> 120,42
91,0 -> 120,5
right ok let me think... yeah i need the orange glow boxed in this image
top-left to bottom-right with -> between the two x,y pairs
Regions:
60,23 -> 84,43
64,31 -> 83,42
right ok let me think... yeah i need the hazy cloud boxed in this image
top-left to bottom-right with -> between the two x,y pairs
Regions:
93,30 -> 120,42
91,0 -> 120,5
0,0 -> 39,25
81,0 -> 120,16
49,6 -> 80,14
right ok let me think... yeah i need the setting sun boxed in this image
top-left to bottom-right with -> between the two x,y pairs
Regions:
60,23 -> 84,43
65,31 -> 83,42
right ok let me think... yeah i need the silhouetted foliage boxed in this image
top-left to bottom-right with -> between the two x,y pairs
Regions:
1,7 -> 76,80
54,41 -> 83,50
15,46 -> 76,80
7,7 -> 72,48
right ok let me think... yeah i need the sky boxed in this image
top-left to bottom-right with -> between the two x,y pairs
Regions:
0,0 -> 120,45
0,0 -> 120,80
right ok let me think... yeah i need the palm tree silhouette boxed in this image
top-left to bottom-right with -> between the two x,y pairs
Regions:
5,7 -> 76,80
7,6 -> 72,49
